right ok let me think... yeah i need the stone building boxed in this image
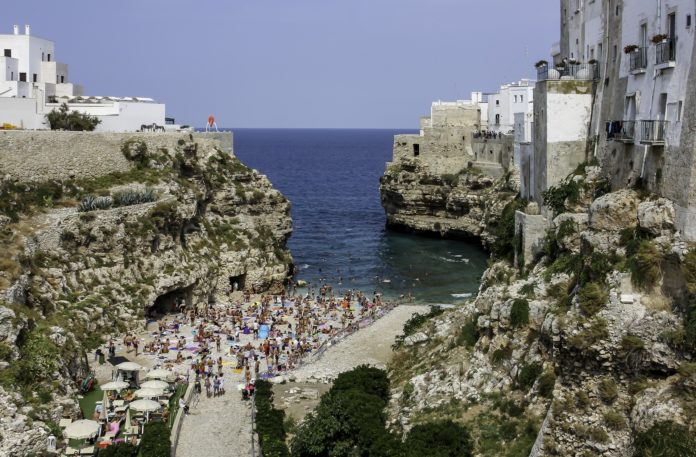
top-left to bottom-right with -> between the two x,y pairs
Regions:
391,94 -> 486,175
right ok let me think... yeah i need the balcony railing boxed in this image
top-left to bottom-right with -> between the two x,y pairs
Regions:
629,48 -> 648,72
536,62 -> 598,81
656,38 -> 677,66
606,120 -> 635,142
640,120 -> 668,145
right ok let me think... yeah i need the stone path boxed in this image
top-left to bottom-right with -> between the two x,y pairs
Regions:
176,346 -> 255,457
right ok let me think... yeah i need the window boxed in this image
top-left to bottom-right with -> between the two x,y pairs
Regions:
32,73 -> 37,83
47,53 -> 51,62
520,95 -> 524,103
612,44 -> 618,62
10,71 -> 13,80
496,100 -> 500,106
514,95 -> 518,103
616,5 -> 620,16
413,144 -> 420,157
19,72 -> 26,82
668,12 -> 676,38
60,75 -> 64,83
3,49 -> 10,57
41,52 -> 44,61
688,14 -> 692,28
678,101 -> 683,121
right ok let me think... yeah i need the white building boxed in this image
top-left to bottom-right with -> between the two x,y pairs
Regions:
486,80 -> 535,134
0,25 -> 166,132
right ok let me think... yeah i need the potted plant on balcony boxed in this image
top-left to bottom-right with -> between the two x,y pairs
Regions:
651,34 -> 669,44
534,60 -> 548,68
588,59 -> 598,64
624,44 -> 639,54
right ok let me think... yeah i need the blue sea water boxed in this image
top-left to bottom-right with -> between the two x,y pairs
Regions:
230,128 -> 488,304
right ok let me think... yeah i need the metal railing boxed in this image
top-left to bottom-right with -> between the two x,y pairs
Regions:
656,38 -> 677,65
630,48 -> 648,72
606,120 -> 636,142
640,120 -> 668,144
536,62 -> 598,81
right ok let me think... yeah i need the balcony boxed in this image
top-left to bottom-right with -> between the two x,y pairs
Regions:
606,120 -> 635,142
629,48 -> 648,74
536,62 -> 599,81
656,38 -> 676,69
640,120 -> 668,145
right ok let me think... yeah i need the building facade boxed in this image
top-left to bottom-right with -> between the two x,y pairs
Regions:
0,25 -> 166,132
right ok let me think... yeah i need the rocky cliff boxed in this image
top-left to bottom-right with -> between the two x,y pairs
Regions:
386,166 -> 696,456
379,157 -> 519,248
0,133 -> 292,456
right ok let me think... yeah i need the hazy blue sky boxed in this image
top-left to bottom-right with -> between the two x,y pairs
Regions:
7,1 -> 559,128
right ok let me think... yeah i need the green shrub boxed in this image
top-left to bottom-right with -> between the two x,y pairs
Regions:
542,179 -> 582,215
139,421 -> 170,457
568,318 -> 609,351
578,282 -> 608,316
576,391 -> 590,409
517,362 -> 543,390
629,240 -> 662,290
510,298 -> 530,328
456,316 -> 480,348
520,283 -> 535,298
45,103 -> 101,131
491,345 -> 513,365
537,371 -> 556,398
255,380 -> 290,457
597,378 -> 618,404
603,410 -> 625,430
394,306 -> 444,347
634,421 -> 696,457
404,421 -> 473,457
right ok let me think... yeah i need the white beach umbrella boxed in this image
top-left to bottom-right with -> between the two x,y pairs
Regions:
63,419 -> 100,440
134,388 -> 164,398
144,369 -> 175,381
140,380 -> 169,390
116,361 -> 142,372
99,391 -> 109,421
100,381 -> 129,391
129,399 -> 161,413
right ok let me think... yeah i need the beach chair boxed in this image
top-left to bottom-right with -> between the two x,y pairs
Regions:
64,447 -> 79,456
79,445 -> 95,455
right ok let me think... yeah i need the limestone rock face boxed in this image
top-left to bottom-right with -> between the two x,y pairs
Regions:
386,170 -> 693,456
0,134 -> 292,456
589,189 -> 639,231
379,158 -> 518,246
638,198 -> 675,235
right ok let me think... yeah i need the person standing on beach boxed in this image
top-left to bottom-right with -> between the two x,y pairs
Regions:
204,376 -> 212,398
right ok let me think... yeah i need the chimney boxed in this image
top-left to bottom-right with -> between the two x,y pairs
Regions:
24,25 -> 30,36
13,25 -> 18,35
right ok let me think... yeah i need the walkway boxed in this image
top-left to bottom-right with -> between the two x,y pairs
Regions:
176,347 -> 255,457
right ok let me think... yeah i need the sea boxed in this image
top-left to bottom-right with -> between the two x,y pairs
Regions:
226,128 -> 487,305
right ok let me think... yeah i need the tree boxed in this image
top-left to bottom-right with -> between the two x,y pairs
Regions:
404,421 -> 473,457
45,103 -> 101,131
95,443 -> 137,457
139,421 -> 170,457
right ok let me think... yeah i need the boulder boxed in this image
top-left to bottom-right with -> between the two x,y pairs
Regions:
638,198 -> 675,235
589,189 -> 639,231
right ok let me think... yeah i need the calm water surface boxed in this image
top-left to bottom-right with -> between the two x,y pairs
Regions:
230,129 -> 488,304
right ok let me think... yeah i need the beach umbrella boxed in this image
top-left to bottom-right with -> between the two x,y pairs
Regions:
129,399 -> 161,413
134,388 -> 164,398
144,369 -> 175,381
140,380 -> 169,389
116,361 -> 142,371
100,381 -> 128,391
63,419 -> 100,440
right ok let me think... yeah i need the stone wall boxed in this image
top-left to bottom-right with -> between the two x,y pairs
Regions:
0,131 -> 233,182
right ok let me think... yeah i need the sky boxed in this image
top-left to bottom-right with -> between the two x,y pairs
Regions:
6,1 -> 560,129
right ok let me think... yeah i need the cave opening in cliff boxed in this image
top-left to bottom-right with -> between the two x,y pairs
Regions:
148,284 -> 194,317
229,274 -> 246,292
413,144 -> 420,157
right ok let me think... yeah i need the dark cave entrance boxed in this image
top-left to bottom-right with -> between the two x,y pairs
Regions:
229,274 -> 246,292
148,284 -> 194,317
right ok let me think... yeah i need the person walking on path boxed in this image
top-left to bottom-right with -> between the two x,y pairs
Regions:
204,376 -> 212,398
